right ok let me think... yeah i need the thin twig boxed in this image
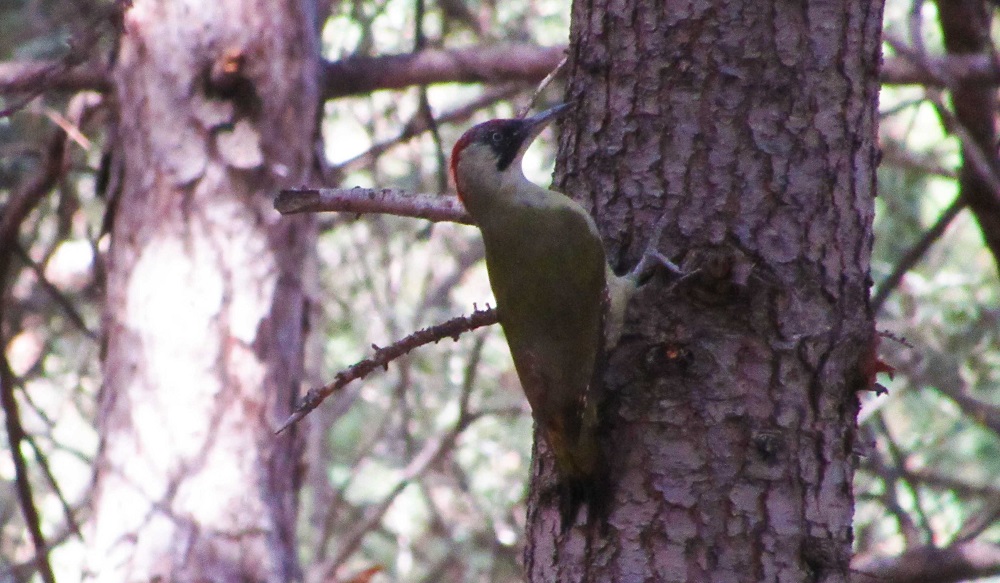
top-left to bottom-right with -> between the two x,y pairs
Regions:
321,337 -> 486,580
871,413 -> 934,544
275,307 -> 498,432
13,243 -> 97,339
879,96 -> 927,119
274,186 -> 472,224
518,54 -> 567,118
411,0 -> 448,193
24,434 -> 83,539
879,139 -> 956,178
858,429 -> 924,546
418,91 -> 449,193
333,83 -> 524,175
954,500 -> 1000,543
871,195 -> 966,313
41,105 -> 92,150
324,410 -> 483,579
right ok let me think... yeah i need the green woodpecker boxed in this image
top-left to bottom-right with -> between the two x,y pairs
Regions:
451,104 -> 646,528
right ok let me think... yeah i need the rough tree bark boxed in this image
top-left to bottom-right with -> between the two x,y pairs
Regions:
86,1 -> 319,580
524,1 -> 884,581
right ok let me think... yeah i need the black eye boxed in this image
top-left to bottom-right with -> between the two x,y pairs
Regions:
489,131 -> 504,144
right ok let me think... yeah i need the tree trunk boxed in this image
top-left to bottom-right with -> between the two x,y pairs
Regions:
524,1 -> 884,581
86,1 -> 319,580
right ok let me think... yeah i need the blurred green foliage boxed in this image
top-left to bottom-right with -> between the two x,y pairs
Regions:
860,1 -> 1000,568
3,0 -> 1000,580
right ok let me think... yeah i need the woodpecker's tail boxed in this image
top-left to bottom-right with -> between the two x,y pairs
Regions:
557,470 -> 612,533
545,425 -> 612,532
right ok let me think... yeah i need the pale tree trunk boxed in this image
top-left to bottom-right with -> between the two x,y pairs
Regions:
525,1 -> 883,581
86,1 -> 319,581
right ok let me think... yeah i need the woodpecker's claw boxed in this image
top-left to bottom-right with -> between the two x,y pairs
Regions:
627,249 -> 684,287
650,251 -> 683,275
624,211 -> 685,285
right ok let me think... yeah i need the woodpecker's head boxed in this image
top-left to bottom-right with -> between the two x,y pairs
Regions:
450,103 -> 570,211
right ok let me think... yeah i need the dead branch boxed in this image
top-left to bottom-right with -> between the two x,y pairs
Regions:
275,307 -> 497,432
275,187 -> 472,224
3,42 -> 1000,107
880,53 -> 1000,86
852,541 -> 1000,583
518,55 -> 567,118
0,60 -> 110,96
862,417 -> 932,545
321,44 -> 565,100
1,42 -> 564,110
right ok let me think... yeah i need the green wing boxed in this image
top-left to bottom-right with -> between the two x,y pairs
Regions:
479,193 -> 607,475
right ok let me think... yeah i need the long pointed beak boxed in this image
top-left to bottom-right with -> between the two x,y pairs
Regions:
516,103 -> 570,157
526,103 -> 571,125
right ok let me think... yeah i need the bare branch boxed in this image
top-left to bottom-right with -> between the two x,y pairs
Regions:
1,42 -> 564,112
334,83 -> 524,175
0,128 -> 67,583
902,469 -> 1000,500
881,53 -> 1000,86
935,382 -> 1000,436
5,46 -> 1000,103
870,39 -> 1000,308
518,55 -> 567,118
13,244 -> 97,340
0,60 -> 110,96
863,417 -> 932,545
0,0 -> 124,118
878,140 -> 956,178
871,195 -> 965,313
23,434 -> 83,539
852,541 -> 1000,583
275,307 -> 497,432
953,500 -> 1000,543
275,187 -> 472,224
321,44 -> 565,100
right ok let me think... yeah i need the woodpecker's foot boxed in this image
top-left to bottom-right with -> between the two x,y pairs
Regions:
648,250 -> 683,276
629,250 -> 684,287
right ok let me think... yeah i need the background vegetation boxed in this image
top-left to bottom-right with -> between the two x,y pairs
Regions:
1,0 -> 999,581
